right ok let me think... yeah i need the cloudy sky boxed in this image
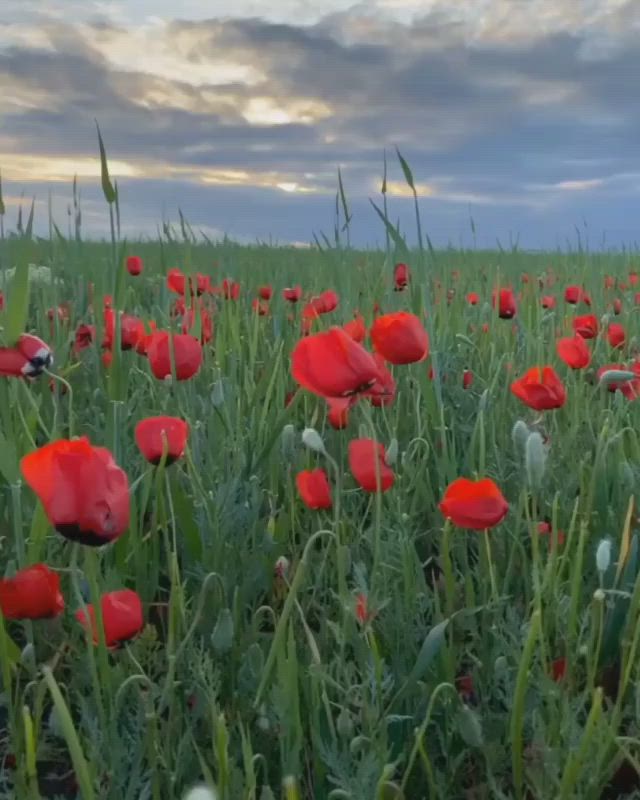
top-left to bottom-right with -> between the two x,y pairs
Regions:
1,0 -> 639,248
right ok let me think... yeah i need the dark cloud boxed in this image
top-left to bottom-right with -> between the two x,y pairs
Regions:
1,5 -> 640,247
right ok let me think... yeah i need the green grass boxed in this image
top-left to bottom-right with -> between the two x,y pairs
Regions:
1,199 -> 640,799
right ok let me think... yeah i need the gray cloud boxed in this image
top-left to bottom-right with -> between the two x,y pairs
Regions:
1,2 -> 640,247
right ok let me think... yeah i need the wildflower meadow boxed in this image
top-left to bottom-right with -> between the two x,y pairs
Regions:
2,142 -> 640,799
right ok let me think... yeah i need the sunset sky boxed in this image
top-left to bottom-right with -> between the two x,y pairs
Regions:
1,0 -> 639,248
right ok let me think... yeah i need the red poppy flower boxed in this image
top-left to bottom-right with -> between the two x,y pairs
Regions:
551,657 -> 566,683
21,438 -> 130,546
221,278 -> 240,300
538,521 -> 565,548
135,416 -> 189,465
370,312 -> 429,365
466,292 -> 480,306
348,439 -> 394,493
135,322 -> 158,355
103,310 -> 144,351
492,288 -> 517,319
608,323 -> 626,349
612,298 -> 623,316
635,293 -> 640,307
126,255 -> 143,276
573,314 -> 599,340
0,564 -> 64,620
167,268 -> 186,295
556,335 -> 591,369
251,298 -> 269,316
75,589 -> 143,647
541,295 -> 556,309
146,332 -> 203,381
463,369 -> 473,389
564,285 -> 585,305
181,305 -> 214,343
511,366 -> 566,410
343,314 -> 366,343
303,290 -> 340,320
283,286 -> 302,303
258,285 -> 273,301
327,397 -> 351,429
0,334 -> 53,378
355,593 -> 372,623
439,477 -> 508,530
295,468 -> 332,509
393,262 -> 410,291
604,275 -> 615,290
630,271 -> 639,287
291,327 -> 379,399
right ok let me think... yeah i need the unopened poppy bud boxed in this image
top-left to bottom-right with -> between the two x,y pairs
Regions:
301,427 -> 325,454
281,424 -> 296,460
525,432 -> 546,489
211,379 -> 225,408
593,588 -> 605,602
259,786 -> 276,800
385,438 -> 398,466
274,556 -> 290,579
336,707 -> 354,738
210,608 -> 234,654
579,644 -> 589,657
47,706 -> 64,739
512,420 -> 529,451
182,786 -> 218,800
596,539 -> 611,573
478,389 -> 489,412
20,643 -> 35,668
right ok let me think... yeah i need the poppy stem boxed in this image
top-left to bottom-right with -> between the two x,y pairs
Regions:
483,529 -> 498,602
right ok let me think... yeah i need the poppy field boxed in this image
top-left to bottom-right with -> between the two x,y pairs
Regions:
3,164 -> 640,800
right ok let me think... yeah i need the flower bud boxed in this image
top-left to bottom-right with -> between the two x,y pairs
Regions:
525,431 -> 546,489
385,437 -> 398,466
182,786 -> 218,800
301,427 -> 325,454
596,539 -> 611,574
512,420 -> 529,452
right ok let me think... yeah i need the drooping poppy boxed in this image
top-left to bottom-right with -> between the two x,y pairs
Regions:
126,255 -> 143,276
556,335 -> 591,369
75,589 -> 143,648
538,520 -> 565,548
394,263 -> 410,291
612,298 -> 622,315
135,416 -> 189,465
597,363 -> 640,400
295,468 -> 332,509
439,477 -> 508,530
466,292 -> 480,306
348,439 -> 394,493
370,312 -> 429,365
572,314 -> 599,340
258,285 -> 273,301
0,564 -> 64,620
608,323 -> 626,349
343,314 -> 366,343
283,286 -> 302,303
0,334 -> 53,378
291,327 -> 379,399
493,288 -> 517,319
146,332 -> 203,381
21,438 -> 130,546
511,366 -> 566,411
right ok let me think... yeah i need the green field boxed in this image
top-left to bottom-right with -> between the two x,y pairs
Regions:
1,163 -> 640,799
